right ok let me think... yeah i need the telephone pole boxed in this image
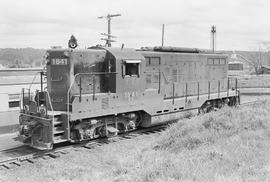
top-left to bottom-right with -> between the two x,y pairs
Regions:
98,14 -> 121,47
211,25 -> 216,52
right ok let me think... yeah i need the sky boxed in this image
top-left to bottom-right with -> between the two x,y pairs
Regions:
0,0 -> 270,51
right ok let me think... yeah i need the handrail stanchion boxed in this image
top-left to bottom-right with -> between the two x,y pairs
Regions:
218,80 -> 220,98
93,75 -> 96,101
79,76 -> 82,102
185,82 -> 188,103
40,71 -> 43,91
22,88 -> 25,112
172,83 -> 175,105
208,81 -> 210,99
158,70 -> 161,94
37,90 -> 40,108
28,89 -> 30,105
197,82 -> 199,101
227,78 -> 230,97
235,78 -> 238,96
45,92 -> 48,117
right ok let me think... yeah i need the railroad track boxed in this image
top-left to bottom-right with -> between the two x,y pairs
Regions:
0,124 -> 167,170
0,99 -> 263,170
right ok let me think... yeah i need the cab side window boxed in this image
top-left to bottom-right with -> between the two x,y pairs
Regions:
122,60 -> 141,77
126,63 -> 139,76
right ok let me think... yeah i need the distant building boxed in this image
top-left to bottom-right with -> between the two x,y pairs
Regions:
259,65 -> 270,74
0,64 -> 5,69
222,50 -> 270,75
228,61 -> 245,76
228,54 -> 251,76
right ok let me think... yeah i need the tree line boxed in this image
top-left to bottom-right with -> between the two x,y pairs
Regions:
0,48 -> 46,68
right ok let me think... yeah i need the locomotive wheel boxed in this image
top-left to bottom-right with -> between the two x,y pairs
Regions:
199,101 -> 212,114
216,99 -> 224,109
95,125 -> 119,138
199,99 -> 225,114
134,112 -> 143,127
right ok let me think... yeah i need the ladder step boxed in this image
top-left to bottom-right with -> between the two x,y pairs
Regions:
53,134 -> 67,143
54,120 -> 63,126
53,130 -> 65,135
53,116 -> 61,121
53,139 -> 67,143
53,138 -> 68,144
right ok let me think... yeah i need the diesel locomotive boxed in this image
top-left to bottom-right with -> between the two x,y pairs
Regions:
18,46 -> 240,150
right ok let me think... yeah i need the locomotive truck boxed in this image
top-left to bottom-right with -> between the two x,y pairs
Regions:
18,46 -> 240,150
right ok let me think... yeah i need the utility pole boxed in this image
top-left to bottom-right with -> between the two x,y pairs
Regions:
211,25 -> 216,52
161,24 -> 165,46
98,14 -> 121,47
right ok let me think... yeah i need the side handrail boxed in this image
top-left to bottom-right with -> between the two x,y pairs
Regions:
165,78 -> 233,100
66,72 -> 118,122
43,90 -> 55,137
20,88 -> 54,119
21,88 -> 31,112
44,90 -> 54,114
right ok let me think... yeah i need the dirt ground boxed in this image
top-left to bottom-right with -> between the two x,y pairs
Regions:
0,132 -> 159,182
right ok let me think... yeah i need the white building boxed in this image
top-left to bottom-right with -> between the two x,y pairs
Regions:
0,68 -> 44,112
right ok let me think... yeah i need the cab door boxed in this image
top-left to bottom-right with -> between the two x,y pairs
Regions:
121,60 -> 144,102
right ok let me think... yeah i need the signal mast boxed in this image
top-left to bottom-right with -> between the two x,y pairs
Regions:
98,14 -> 121,47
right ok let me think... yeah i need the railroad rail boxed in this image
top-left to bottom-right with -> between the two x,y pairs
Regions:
0,99 -> 264,170
0,124 -> 167,170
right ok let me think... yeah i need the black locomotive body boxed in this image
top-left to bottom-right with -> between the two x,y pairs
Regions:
18,46 -> 239,150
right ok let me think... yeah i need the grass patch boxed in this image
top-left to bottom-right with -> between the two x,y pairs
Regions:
156,101 -> 270,152
112,101 -> 270,181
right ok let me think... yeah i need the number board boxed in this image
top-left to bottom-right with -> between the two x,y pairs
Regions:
51,58 -> 68,65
